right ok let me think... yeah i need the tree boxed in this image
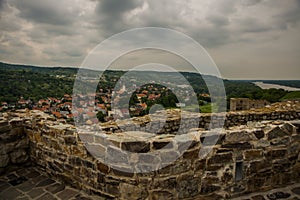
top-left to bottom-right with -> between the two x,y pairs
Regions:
96,111 -> 106,122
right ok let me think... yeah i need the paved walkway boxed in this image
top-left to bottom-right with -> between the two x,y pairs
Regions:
1,166 -> 300,200
0,167 -> 104,200
232,184 -> 300,200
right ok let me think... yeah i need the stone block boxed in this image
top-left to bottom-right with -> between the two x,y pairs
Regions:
221,142 -> 252,149
121,141 -> 150,153
68,156 -> 82,166
176,174 -> 201,199
200,133 -> 225,146
266,148 -> 287,159
267,126 -> 289,140
152,140 -> 174,150
182,148 -> 200,160
225,130 -> 256,143
270,136 -> 291,146
63,135 -> 77,145
152,176 -> 177,190
200,183 -> 221,195
105,180 -> 120,196
194,159 -> 206,172
150,190 -> 174,200
170,160 -> 192,174
10,149 -> 28,164
272,159 -> 291,172
82,159 -> 95,169
243,150 -> 263,161
160,150 -> 179,164
111,166 -> 135,177
138,153 -> 160,165
207,152 -> 233,165
78,133 -> 95,143
85,143 -> 106,159
247,159 -> 271,174
107,145 -> 129,165
0,125 -> 11,133
253,129 -> 265,139
247,177 -> 265,192
119,183 -> 148,200
281,123 -> 295,134
0,154 -> 9,167
97,162 -> 110,174
177,140 -> 200,154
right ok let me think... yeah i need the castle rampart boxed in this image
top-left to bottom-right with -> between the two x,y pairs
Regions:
0,103 -> 300,199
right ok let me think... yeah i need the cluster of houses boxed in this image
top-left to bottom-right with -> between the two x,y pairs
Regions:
0,83 -> 212,123
0,95 -> 74,120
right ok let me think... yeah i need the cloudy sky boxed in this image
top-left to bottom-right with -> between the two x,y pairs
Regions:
0,0 -> 300,79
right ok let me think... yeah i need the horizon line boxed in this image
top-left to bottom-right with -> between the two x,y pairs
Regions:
1,60 -> 299,81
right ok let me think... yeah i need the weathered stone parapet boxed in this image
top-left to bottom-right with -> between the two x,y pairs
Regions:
100,109 -> 300,135
0,116 -> 30,174
0,108 -> 300,199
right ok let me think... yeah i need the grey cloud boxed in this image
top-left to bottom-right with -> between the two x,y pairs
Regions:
190,27 -> 232,48
97,0 -> 143,15
276,0 -> 300,26
0,0 -> 5,10
241,0 -> 262,6
11,0 -> 76,25
206,14 -> 230,27
235,17 -> 272,33
0,0 -> 300,79
211,0 -> 238,15
94,0 -> 144,35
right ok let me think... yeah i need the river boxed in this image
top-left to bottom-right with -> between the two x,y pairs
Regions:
253,82 -> 300,91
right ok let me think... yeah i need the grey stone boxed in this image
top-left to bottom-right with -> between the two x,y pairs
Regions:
16,180 -> 35,192
267,126 -> 289,140
0,182 -> 10,192
57,188 -> 79,199
0,154 -> 9,168
121,141 -> 150,153
27,188 -> 45,198
46,183 -> 65,194
106,145 -> 129,164
10,150 -> 28,164
0,187 -> 22,199
225,130 -> 256,143
291,187 -> 300,195
36,178 -> 55,187
36,193 -> 57,200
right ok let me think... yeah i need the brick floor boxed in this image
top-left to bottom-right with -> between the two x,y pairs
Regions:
1,167 -> 300,199
232,183 -> 300,200
0,167 -> 105,200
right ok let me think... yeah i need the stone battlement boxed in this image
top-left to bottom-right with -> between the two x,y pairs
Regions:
0,106 -> 300,199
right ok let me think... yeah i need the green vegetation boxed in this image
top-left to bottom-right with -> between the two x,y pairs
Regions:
262,80 -> 300,89
0,68 -> 74,102
0,62 -> 298,113
280,91 -> 300,101
200,103 -> 212,113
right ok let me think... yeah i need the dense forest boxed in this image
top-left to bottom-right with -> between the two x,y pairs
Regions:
0,62 -> 299,107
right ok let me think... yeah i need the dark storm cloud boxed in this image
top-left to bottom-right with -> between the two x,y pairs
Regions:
94,0 -> 144,35
206,14 -> 230,27
97,0 -> 143,15
11,0 -> 76,25
0,0 -> 300,79
0,0 -> 5,10
276,0 -> 300,26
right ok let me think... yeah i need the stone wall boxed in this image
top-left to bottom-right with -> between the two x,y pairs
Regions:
230,98 -> 270,111
101,109 -> 300,134
0,114 -> 30,174
0,109 -> 300,199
